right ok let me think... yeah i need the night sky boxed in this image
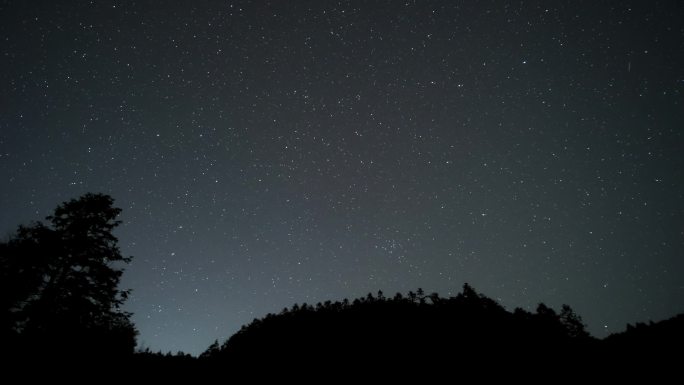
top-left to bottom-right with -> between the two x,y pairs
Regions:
1,0 -> 683,355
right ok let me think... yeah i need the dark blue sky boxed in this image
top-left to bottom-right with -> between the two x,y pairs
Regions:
1,0 -> 683,355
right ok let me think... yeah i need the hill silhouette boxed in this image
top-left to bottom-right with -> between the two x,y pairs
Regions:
198,284 -> 595,371
192,285 -> 683,377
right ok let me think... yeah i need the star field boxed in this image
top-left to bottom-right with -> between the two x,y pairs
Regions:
1,1 -> 683,355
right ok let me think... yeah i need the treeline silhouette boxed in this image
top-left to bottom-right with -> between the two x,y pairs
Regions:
192,287 -> 683,375
199,285 -> 593,368
2,193 -> 682,374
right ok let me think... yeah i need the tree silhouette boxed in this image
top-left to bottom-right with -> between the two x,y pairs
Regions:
199,340 -> 220,359
0,193 -> 137,358
559,304 -> 590,339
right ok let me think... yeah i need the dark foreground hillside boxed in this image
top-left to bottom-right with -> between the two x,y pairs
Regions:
198,286 -> 567,371
188,284 -> 682,376
6,284 -> 683,379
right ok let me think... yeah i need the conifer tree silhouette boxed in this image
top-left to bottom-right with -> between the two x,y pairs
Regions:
0,193 -> 137,358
